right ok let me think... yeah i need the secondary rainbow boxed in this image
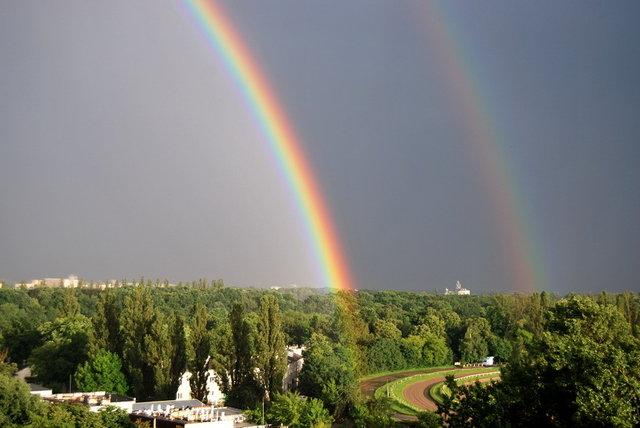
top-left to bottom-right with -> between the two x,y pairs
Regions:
184,0 -> 355,291
418,2 -> 546,292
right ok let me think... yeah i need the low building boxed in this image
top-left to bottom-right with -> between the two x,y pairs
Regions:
17,275 -> 79,289
131,402 -> 248,428
27,383 -> 53,397
132,398 -> 205,412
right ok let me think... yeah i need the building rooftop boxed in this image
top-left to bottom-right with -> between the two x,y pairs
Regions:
132,398 -> 204,411
45,391 -> 134,404
131,404 -> 246,426
27,383 -> 51,392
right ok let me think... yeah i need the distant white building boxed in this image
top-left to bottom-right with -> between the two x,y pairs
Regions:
62,275 -> 79,288
19,280 -> 38,289
445,281 -> 471,296
17,275 -> 79,289
177,346 -> 305,404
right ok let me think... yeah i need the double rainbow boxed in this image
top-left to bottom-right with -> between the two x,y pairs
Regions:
184,1 -> 545,293
184,0 -> 355,291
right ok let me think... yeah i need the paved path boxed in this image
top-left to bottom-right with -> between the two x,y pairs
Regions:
402,370 -> 492,412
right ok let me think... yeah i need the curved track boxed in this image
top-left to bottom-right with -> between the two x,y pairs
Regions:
359,367 -> 452,399
402,370 -> 493,411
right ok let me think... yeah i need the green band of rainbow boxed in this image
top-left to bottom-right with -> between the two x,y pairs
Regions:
184,0 -> 355,291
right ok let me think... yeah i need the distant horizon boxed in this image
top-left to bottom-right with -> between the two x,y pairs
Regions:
2,273 -> 637,295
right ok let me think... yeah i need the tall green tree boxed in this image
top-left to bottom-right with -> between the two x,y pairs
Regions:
209,321 -> 234,394
255,295 -> 286,401
299,333 -> 359,418
410,311 -> 453,367
169,314 -> 189,396
120,286 -> 156,399
372,319 -> 402,340
93,290 -> 121,355
352,397 -> 397,428
0,372 -> 44,426
0,300 -> 43,366
97,406 -> 136,428
59,289 -> 80,318
29,315 -> 94,392
74,349 -> 128,395
145,311 -> 173,399
617,291 -> 640,337
267,392 -> 332,428
189,304 -> 211,402
227,303 -> 261,408
366,338 -> 406,371
459,317 -> 492,363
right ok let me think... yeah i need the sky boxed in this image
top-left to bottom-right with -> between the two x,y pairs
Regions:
1,1 -> 639,294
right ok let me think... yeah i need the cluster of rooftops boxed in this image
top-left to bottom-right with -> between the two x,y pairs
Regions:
27,387 -> 257,428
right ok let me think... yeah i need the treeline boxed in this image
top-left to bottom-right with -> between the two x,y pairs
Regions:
0,284 -> 639,426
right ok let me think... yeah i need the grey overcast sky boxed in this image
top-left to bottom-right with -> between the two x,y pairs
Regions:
1,1 -> 639,294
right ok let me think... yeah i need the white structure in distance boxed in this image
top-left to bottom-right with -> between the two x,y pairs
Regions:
177,346 -> 306,403
176,370 -> 224,405
283,346 -> 304,392
19,275 -> 80,289
445,281 -> 471,296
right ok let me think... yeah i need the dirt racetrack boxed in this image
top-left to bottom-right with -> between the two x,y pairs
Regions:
402,370 -> 492,411
359,367 -> 452,399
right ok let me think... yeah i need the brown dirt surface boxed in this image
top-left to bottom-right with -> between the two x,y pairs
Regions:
359,367 -> 453,399
402,370 -> 493,412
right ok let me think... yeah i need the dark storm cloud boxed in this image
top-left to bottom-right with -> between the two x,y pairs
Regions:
1,1 -> 638,293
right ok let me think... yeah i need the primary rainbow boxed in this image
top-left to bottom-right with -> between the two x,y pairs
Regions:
184,0 -> 355,291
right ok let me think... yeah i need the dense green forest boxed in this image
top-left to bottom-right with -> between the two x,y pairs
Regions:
0,282 -> 639,427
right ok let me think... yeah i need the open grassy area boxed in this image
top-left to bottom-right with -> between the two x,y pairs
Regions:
374,367 -> 499,416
